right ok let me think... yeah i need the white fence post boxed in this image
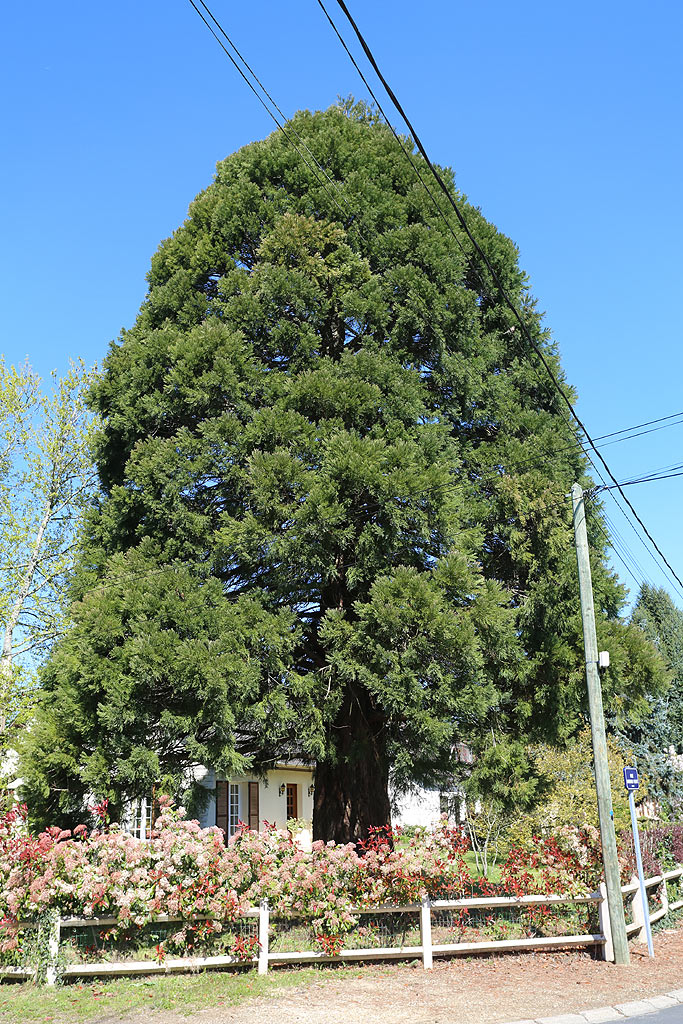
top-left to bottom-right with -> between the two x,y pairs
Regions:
598,882 -> 614,963
44,913 -> 61,986
258,900 -> 269,975
661,877 -> 669,917
630,874 -> 647,944
420,896 -> 433,970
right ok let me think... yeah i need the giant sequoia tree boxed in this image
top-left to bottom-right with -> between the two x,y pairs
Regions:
22,102 -> 665,839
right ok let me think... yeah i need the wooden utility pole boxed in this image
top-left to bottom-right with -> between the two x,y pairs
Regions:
571,483 -> 629,965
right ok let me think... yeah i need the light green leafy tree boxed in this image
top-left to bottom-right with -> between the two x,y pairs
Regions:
506,726 -> 637,845
0,359 -> 97,738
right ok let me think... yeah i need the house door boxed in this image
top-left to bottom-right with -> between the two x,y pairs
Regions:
286,783 -> 298,821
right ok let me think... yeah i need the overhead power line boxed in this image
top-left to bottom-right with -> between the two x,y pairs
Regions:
192,0 -> 361,226
313,0 -> 635,585
318,0 -> 683,595
185,0 -> 356,228
468,410 -> 683,479
598,514 -> 651,592
186,0 -> 682,600
596,408 -> 683,440
599,466 -> 683,491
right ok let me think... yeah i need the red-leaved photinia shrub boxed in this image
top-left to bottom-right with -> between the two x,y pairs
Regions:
2,805 -> 669,959
356,821 -> 474,902
501,825 -> 604,897
672,826 -> 683,866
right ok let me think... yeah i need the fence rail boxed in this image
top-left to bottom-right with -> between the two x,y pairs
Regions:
620,865 -> 683,945
2,866 -> 681,984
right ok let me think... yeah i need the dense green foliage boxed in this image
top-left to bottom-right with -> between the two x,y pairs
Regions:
21,102 -> 666,838
506,726 -> 635,844
615,584 -> 683,812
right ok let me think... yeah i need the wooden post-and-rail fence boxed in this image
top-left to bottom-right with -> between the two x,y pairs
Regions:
3,867 -> 682,985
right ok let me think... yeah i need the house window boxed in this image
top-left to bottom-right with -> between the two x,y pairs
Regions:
131,794 -> 157,839
216,781 -> 241,840
228,783 -> 240,836
286,783 -> 298,821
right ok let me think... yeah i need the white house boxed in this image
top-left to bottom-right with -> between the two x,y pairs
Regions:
125,761 -> 315,846
198,762 -> 314,839
1,742 -> 316,845
0,746 -> 21,807
392,784 -> 468,829
392,744 -> 473,829
391,785 -> 443,829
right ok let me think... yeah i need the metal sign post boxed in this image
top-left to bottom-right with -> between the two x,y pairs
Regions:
624,767 -> 654,958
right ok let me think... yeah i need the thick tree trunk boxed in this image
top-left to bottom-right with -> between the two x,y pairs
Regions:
312,683 -> 391,843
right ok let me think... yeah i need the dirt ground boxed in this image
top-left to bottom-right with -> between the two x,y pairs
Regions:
125,928 -> 683,1024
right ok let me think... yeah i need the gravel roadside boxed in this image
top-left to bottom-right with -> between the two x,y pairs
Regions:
108,928 -> 683,1024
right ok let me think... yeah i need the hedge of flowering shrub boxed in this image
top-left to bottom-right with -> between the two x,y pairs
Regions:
619,823 -> 683,880
0,799 -> 613,964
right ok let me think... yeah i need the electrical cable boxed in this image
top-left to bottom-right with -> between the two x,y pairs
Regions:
594,409 -> 683,440
526,415 -> 683,465
183,1 -> 583,506
319,0 -> 683,594
68,463 -> 683,611
599,490 -> 683,602
189,0 -> 683,488
181,0 -> 683,607
609,455 -> 683,480
592,513 -> 648,592
600,467 -> 683,490
193,0 -> 361,229
460,412 -> 683,483
311,0 -> 625,574
318,0 -> 681,601
186,0 -> 355,228
600,511 -> 657,591
314,0 -> 470,262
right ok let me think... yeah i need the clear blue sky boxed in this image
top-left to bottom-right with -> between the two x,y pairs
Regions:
2,0 -> 682,606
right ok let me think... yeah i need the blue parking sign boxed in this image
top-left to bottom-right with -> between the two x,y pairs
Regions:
624,767 -> 639,791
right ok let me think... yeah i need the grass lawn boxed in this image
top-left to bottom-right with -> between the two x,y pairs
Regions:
0,966 -> 357,1023
393,837 -> 504,885
463,851 -> 503,884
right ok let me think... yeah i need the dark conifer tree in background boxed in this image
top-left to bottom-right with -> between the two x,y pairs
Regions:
21,102 -> 666,839
616,584 -> 683,812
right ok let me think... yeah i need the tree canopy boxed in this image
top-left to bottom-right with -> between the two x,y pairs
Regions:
21,102 -> 666,839
0,359 -> 96,744
614,584 -> 683,813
